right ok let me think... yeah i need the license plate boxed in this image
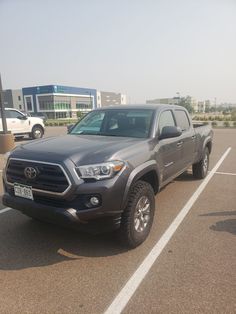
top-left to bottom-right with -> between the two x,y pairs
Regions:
14,183 -> 34,200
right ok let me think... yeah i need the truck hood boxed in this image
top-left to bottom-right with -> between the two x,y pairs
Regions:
12,135 -> 150,165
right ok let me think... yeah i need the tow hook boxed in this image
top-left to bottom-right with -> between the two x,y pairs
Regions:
66,208 -> 88,224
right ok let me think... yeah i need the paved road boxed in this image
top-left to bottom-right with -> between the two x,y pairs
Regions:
0,128 -> 235,314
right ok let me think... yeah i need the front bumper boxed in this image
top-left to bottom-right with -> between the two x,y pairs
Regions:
3,192 -> 122,234
2,155 -> 130,233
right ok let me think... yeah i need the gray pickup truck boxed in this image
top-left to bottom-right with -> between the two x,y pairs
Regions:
3,105 -> 213,248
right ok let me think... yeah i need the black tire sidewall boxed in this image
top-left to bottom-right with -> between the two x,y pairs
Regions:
192,146 -> 209,179
121,181 -> 155,247
32,126 -> 43,139
201,147 -> 209,178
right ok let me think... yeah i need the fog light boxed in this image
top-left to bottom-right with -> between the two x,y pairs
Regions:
90,196 -> 100,206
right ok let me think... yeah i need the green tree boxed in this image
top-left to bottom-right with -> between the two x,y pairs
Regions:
178,97 -> 193,113
77,111 -> 83,120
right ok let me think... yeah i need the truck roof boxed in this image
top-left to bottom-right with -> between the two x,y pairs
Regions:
95,104 -> 186,111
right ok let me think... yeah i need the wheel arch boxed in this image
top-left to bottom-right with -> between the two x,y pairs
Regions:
205,140 -> 212,154
31,124 -> 45,134
121,161 -> 160,210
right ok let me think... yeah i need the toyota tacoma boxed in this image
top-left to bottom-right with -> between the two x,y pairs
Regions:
2,105 -> 213,248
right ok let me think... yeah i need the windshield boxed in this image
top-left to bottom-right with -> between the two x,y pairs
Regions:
70,109 -> 154,138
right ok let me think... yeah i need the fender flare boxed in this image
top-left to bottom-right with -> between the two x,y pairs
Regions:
121,160 -> 160,209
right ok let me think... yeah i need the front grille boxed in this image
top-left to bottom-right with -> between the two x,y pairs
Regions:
6,159 -> 70,194
7,187 -> 97,210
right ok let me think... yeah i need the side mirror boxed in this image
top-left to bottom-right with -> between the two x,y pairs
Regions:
159,126 -> 182,140
17,115 -> 28,120
67,124 -> 75,133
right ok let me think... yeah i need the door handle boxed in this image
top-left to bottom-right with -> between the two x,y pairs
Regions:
177,141 -> 183,147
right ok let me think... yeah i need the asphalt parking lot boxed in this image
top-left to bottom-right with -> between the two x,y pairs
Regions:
0,127 -> 235,314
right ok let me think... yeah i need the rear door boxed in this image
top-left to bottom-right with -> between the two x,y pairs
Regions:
155,109 -> 183,183
173,109 -> 195,168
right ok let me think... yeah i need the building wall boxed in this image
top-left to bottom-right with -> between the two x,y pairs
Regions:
11,89 -> 24,110
100,91 -> 127,107
121,94 -> 127,105
2,90 -> 13,108
22,85 -> 97,118
146,97 -> 179,105
97,91 -> 101,108
2,89 -> 24,110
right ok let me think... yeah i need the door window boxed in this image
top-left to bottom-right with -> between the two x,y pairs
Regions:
6,110 -> 24,119
158,110 -> 175,134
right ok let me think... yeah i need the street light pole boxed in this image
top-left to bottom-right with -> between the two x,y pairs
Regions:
0,73 -> 8,133
0,73 -> 15,153
176,92 -> 181,104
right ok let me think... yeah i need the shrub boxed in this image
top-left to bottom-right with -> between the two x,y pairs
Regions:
212,121 -> 218,127
233,121 -> 236,127
223,121 -> 230,127
231,110 -> 236,121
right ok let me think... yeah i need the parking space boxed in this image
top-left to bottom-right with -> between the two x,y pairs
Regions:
0,128 -> 235,313
123,174 -> 236,314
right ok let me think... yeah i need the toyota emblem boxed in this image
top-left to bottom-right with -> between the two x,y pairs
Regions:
24,167 -> 37,180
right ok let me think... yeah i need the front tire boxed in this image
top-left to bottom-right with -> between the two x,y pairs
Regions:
30,125 -> 44,139
192,147 -> 209,179
117,180 -> 155,248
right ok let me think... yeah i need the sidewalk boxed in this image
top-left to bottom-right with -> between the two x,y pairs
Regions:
0,154 -> 5,170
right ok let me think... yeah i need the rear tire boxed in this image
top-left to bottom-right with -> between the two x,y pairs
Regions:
30,125 -> 44,139
117,180 -> 155,248
192,147 -> 209,179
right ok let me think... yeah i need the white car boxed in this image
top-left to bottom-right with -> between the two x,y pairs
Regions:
0,108 -> 45,139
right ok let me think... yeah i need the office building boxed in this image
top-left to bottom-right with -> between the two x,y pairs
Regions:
22,85 -> 127,118
2,89 -> 24,110
98,91 -> 127,107
146,97 -> 179,105
22,85 -> 97,119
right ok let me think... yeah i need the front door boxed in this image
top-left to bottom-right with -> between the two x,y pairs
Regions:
6,110 -> 29,134
155,109 -> 183,183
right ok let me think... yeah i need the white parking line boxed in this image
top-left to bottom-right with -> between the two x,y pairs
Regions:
215,171 -> 236,176
0,207 -> 12,214
104,147 -> 232,314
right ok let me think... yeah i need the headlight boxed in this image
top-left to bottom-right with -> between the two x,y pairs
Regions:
3,151 -> 11,171
76,160 -> 125,180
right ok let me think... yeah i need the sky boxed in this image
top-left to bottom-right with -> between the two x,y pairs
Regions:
0,0 -> 236,104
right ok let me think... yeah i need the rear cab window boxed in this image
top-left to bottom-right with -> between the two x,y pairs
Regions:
174,110 -> 190,131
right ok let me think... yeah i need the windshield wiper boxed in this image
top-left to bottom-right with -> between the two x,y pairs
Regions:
72,131 -> 98,135
99,133 -> 122,137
